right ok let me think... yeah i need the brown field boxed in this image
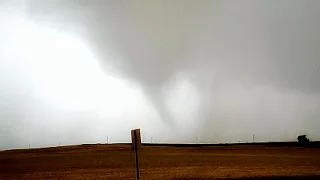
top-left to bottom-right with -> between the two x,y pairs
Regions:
1,144 -> 320,180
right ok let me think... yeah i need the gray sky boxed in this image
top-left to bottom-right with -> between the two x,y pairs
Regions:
0,0 -> 320,150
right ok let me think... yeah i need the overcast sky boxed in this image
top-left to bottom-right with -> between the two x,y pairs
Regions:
0,0 -> 319,150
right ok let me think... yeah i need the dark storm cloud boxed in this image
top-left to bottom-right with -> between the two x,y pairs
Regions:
25,0 -> 320,119
1,0 -> 319,149
25,0 -> 320,91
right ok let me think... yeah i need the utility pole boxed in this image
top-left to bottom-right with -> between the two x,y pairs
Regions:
253,134 -> 255,143
107,136 -> 109,144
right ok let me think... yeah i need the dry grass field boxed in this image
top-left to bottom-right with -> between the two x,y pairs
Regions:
0,144 -> 320,180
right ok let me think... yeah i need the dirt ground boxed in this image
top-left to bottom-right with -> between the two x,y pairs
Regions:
0,144 -> 320,180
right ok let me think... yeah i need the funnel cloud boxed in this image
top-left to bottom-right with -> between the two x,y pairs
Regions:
0,0 -> 319,149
